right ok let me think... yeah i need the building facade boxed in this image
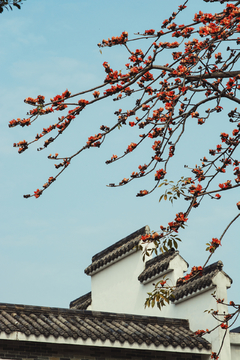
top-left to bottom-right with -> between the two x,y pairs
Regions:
0,226 -> 239,360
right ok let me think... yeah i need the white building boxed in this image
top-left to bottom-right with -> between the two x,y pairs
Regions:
0,225 -> 239,360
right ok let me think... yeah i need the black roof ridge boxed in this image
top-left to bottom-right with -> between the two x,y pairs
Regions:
230,326 -> 240,333
91,225 -> 149,262
84,226 -> 150,275
145,248 -> 177,269
172,260 -> 232,302
0,301 -> 190,326
176,260 -> 224,288
0,301 -> 212,350
202,260 -> 232,284
138,248 -> 188,284
202,260 -> 223,273
69,291 -> 91,309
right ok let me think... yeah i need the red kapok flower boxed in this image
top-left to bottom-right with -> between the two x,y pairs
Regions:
221,323 -> 228,329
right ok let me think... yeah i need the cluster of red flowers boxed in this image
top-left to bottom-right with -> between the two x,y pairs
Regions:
138,164 -> 147,174
34,189 -> 43,199
142,104 -> 150,111
54,158 -> 70,170
168,212 -> 188,232
177,266 -> 203,285
129,49 -> 144,65
159,41 -> 180,49
140,71 -> 154,82
207,238 -> 221,253
217,166 -> 225,173
144,29 -> 155,35
148,127 -> 164,138
172,24 -> 194,39
9,118 -> 31,128
119,178 -> 129,185
126,142 -> 137,153
24,95 -> 45,105
78,99 -> 89,107
42,124 -> 56,135
220,323 -> 228,330
152,107 -> 164,119
172,51 -> 182,60
50,90 -> 71,105
103,62 -> 139,85
188,183 -> 203,196
141,234 -> 151,242
13,140 -> 28,154
106,155 -> 117,164
136,189 -> 149,197
111,154 -> 117,161
192,167 -> 205,181
218,180 -> 232,189
169,145 -> 175,157
141,232 -> 162,242
234,167 -> 240,183
152,140 -> 161,151
86,133 -> 102,147
98,31 -> 128,47
55,104 -> 67,111
104,84 -> 123,96
195,329 -> 208,336
57,119 -> 71,133
172,65 -> 190,76
226,78 -> 235,91
93,91 -> 100,98
106,70 -> 121,83
48,153 -> 58,160
159,280 -> 167,287
155,169 -> 166,180
43,176 -> 55,189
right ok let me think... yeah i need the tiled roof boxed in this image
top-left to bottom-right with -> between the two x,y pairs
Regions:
138,248 -> 179,283
230,326 -> 240,333
0,303 -> 211,351
172,261 -> 232,302
85,226 -> 150,275
69,292 -> 91,310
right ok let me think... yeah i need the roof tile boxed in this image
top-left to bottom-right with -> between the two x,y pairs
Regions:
172,261 -> 232,302
0,302 -> 211,351
85,226 -> 150,275
70,292 -> 91,310
138,248 -> 179,283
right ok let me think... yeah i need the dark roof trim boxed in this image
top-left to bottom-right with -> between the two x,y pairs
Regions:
69,292 -> 91,310
230,326 -> 240,333
0,302 -> 187,325
85,226 -> 150,275
172,261 -> 232,302
0,302 -> 211,351
138,249 -> 178,283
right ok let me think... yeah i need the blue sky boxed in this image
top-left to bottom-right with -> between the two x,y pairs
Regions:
0,0 -> 239,327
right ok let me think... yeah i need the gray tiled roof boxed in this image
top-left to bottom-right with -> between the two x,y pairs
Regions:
0,303 -> 211,350
172,261 -> 232,302
230,326 -> 240,333
138,249 -> 179,283
69,292 -> 91,310
84,226 -> 150,275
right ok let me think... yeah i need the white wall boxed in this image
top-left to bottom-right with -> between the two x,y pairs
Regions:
91,250 -> 147,314
89,249 -> 232,360
90,251 -> 187,316
230,333 -> 240,360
